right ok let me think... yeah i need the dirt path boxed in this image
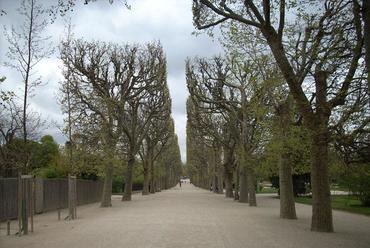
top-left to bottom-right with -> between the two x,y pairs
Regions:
1,183 -> 370,248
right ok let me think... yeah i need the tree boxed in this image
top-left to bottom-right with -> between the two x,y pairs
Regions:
59,20 -> 76,174
157,133 -> 182,189
60,40 -> 123,207
186,86 -> 238,198
139,88 -> 172,195
4,0 -> 53,172
187,54 -> 274,206
192,0 -> 366,232
60,39 -> 169,204
117,42 -> 168,201
0,95 -> 22,177
361,0 -> 370,90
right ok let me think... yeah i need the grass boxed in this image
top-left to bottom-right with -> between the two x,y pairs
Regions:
258,187 -> 278,194
330,184 -> 350,192
295,195 -> 370,216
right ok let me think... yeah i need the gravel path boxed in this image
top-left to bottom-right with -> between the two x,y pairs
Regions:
1,183 -> 370,248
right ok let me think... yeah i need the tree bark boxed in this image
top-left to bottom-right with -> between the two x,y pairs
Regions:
213,143 -> 224,194
310,127 -> 332,232
224,167 -> 234,198
310,70 -> 333,232
277,98 -> 297,219
100,164 -> 113,207
122,155 -> 135,201
239,165 -> 249,203
150,158 -> 156,194
234,164 -> 240,200
362,0 -> 370,91
279,152 -> 297,218
246,167 -> 257,206
142,161 -> 149,195
217,174 -> 223,194
213,175 -> 218,193
156,177 -> 161,192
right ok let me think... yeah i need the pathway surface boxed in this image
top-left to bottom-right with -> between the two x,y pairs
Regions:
1,183 -> 370,248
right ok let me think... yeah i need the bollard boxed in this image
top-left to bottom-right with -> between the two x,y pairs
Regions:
58,209 -> 61,221
7,220 -> 10,235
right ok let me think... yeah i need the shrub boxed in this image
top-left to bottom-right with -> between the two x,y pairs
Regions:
341,164 -> 370,206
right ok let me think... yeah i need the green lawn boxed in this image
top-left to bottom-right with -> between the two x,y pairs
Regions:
295,195 -> 370,216
258,187 -> 278,194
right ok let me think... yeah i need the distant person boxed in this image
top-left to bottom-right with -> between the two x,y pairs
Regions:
179,180 -> 182,188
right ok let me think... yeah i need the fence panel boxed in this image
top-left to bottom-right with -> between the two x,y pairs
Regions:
42,179 -> 68,212
77,179 -> 103,205
0,178 -> 18,221
0,178 -> 103,221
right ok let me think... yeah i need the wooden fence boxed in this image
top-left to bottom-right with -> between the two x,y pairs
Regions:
0,178 -> 103,222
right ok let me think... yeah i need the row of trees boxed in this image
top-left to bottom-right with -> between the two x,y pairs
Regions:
1,0 -> 182,208
188,0 -> 369,232
59,38 -> 182,206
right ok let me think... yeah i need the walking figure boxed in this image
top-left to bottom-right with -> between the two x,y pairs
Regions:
179,180 -> 182,188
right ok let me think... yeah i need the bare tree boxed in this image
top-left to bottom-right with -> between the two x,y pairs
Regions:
361,0 -> 370,90
4,0 -> 53,172
60,40 -> 123,207
118,42 -> 168,201
139,88 -> 172,195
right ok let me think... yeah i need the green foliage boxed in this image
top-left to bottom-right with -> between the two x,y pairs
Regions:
0,134 -> 62,176
340,164 -> 370,206
296,195 -> 370,216
112,175 -> 124,193
259,124 -> 311,178
36,135 -> 60,168
33,165 -> 66,178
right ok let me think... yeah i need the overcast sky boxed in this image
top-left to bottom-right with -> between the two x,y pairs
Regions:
0,0 -> 223,162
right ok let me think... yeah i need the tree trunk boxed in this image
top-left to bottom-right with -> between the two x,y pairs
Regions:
100,164 -> 113,207
122,155 -> 135,201
279,152 -> 297,218
310,126 -> 332,232
218,174 -> 223,194
150,161 -> 155,194
246,167 -> 256,206
239,165 -> 249,203
213,175 -> 218,193
224,167 -> 234,198
277,98 -> 297,219
362,0 -> 370,91
234,164 -> 240,200
310,70 -> 333,232
142,161 -> 149,195
156,177 -> 161,192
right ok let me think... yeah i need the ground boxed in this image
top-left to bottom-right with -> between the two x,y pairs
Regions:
1,183 -> 370,248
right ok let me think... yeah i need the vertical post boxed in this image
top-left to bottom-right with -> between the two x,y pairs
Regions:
74,177 -> 77,219
68,175 -> 77,220
30,177 -> 35,232
22,177 -> 28,235
68,175 -> 73,219
7,220 -> 10,235
18,173 -> 22,236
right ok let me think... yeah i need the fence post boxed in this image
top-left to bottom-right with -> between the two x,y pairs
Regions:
17,173 -> 22,236
23,177 -> 28,235
68,175 -> 77,220
74,177 -> 77,218
30,177 -> 35,232
7,220 -> 10,235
